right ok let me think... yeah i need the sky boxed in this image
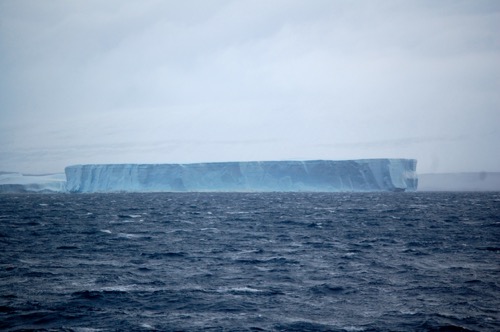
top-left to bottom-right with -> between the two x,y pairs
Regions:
1,0 -> 499,174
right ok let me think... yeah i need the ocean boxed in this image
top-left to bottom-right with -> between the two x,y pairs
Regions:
0,192 -> 499,331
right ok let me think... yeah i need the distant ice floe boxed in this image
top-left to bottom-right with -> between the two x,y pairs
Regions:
0,172 -> 66,193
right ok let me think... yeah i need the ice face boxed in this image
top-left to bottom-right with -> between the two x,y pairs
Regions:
65,159 -> 418,193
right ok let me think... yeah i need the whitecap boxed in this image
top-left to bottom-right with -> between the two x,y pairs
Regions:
101,285 -> 135,292
117,233 -> 140,239
200,227 -> 220,233
341,326 -> 366,331
140,323 -> 155,329
218,286 -> 262,293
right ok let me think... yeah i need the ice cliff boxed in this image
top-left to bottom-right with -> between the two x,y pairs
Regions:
65,159 -> 418,193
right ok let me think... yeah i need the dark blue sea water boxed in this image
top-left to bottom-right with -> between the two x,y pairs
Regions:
0,192 -> 499,331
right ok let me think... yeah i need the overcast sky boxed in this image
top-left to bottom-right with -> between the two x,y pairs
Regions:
1,0 -> 499,174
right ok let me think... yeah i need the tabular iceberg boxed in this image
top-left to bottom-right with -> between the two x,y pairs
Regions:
65,159 -> 417,193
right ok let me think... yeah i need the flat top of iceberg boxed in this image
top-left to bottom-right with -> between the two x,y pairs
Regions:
66,158 -> 417,168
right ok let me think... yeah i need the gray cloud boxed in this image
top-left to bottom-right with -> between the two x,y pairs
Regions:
1,0 -> 499,173
316,135 -> 470,149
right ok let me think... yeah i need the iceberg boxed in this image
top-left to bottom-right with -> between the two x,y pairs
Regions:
65,159 -> 418,193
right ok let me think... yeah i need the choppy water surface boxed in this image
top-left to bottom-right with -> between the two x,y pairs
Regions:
0,192 -> 499,331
